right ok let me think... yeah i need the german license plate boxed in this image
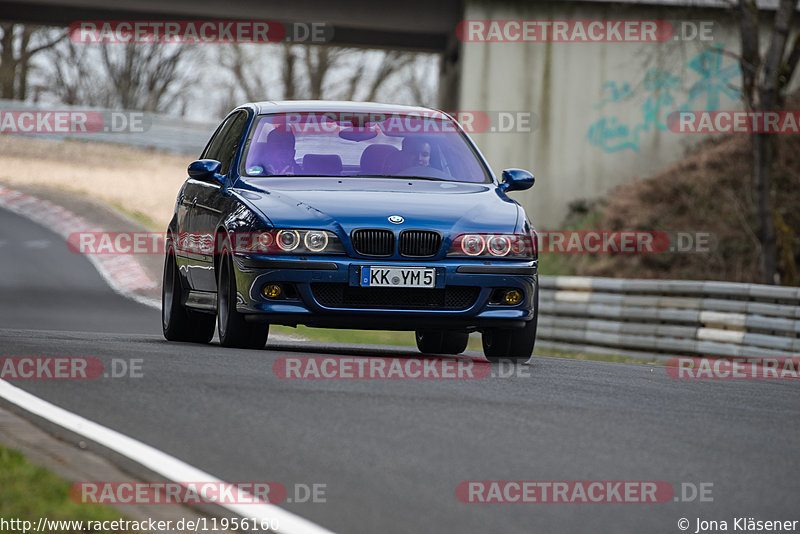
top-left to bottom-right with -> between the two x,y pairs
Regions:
360,266 -> 435,288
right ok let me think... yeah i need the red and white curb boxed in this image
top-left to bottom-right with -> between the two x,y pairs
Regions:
0,186 -> 160,309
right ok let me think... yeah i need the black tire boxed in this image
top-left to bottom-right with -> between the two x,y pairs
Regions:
162,244 -> 215,343
217,245 -> 269,349
482,284 -> 539,362
415,330 -> 469,355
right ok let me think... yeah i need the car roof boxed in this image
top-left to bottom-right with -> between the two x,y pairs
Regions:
243,100 -> 449,119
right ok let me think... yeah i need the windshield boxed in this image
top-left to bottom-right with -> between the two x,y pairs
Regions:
240,111 -> 491,183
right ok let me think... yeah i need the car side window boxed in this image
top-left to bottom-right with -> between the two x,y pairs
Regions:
216,112 -> 248,175
202,116 -> 235,162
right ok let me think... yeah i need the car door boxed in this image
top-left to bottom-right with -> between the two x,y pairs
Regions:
189,110 -> 249,292
175,119 -> 225,284
180,113 -> 238,290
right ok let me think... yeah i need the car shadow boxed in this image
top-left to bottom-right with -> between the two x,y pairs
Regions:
265,340 -> 488,363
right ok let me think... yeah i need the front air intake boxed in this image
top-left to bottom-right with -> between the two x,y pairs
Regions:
399,230 -> 442,258
351,229 -> 395,257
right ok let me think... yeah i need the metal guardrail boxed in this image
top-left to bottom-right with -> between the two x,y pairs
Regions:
537,276 -> 800,361
0,99 -> 218,155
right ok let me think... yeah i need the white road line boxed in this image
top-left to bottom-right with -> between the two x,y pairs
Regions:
24,239 -> 51,248
0,379 -> 336,534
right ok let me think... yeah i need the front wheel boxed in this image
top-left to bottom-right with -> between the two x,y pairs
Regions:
415,330 -> 469,355
162,243 -> 215,343
481,316 -> 537,363
217,245 -> 269,349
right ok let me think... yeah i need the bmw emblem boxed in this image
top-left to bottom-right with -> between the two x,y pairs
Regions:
388,215 -> 404,224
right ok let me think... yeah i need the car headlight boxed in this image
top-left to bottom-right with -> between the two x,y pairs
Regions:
487,235 -> 511,256
276,230 -> 300,251
247,229 -> 344,254
447,232 -> 534,259
460,234 -> 485,256
304,230 -> 329,252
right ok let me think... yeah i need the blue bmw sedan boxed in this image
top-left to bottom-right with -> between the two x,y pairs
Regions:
162,101 -> 538,361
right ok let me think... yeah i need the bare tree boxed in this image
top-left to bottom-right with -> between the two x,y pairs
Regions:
219,43 -> 272,102
0,24 -> 66,100
362,50 -> 415,102
38,40 -> 201,116
320,48 -> 425,103
217,42 -> 307,104
282,44 -> 297,99
737,0 -> 800,284
99,42 -> 200,113
42,40 -> 109,106
398,54 -> 439,107
302,46 -> 344,99
219,42 -> 431,108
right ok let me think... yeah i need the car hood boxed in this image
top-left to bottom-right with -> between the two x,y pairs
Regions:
232,178 -> 522,235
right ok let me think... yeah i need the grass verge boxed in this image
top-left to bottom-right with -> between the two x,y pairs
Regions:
0,445 -> 137,532
107,200 -> 162,231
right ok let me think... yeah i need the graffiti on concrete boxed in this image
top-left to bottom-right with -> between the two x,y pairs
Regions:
586,45 -> 741,153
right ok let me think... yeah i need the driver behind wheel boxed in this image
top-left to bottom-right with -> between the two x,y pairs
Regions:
402,136 -> 431,168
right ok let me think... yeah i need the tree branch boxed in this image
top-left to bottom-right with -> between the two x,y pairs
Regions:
738,0 -> 761,110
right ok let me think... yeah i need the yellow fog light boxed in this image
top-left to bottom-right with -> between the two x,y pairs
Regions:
264,284 -> 283,298
504,289 -> 523,305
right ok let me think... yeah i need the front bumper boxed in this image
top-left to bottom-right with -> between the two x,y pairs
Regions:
232,255 -> 537,330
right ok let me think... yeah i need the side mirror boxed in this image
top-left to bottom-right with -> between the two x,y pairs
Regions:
188,159 -> 224,185
500,169 -> 535,192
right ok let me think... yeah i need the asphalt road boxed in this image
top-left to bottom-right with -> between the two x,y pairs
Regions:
1,205 -> 799,534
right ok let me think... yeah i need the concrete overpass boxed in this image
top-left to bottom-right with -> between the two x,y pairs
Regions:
0,0 -> 461,51
1,0 -> 782,226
